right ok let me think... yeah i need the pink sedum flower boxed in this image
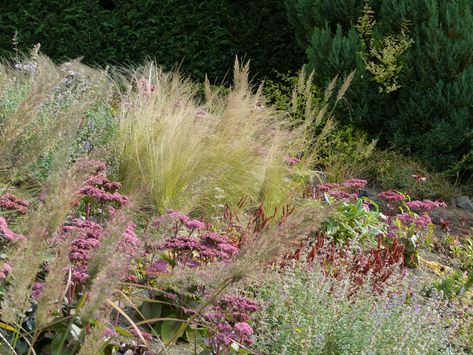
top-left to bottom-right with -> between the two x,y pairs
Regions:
317,183 -> 340,192
405,199 -> 447,211
32,282 -> 44,300
0,193 -> 29,214
137,79 -> 156,95
283,155 -> 301,165
378,190 -> 405,203
145,259 -> 170,279
104,327 -> 118,338
63,219 -> 103,282
0,217 -> 26,242
131,328 -> 153,341
0,262 -> 13,279
342,178 -> 368,190
328,190 -> 358,202
395,213 -> 432,228
79,185 -> 128,205
74,158 -> 107,175
234,322 -> 253,337
195,108 -> 208,119
120,223 -> 141,254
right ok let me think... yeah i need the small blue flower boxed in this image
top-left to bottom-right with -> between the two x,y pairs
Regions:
82,141 -> 91,153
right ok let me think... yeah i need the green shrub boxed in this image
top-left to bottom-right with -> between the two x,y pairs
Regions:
322,198 -> 387,248
450,235 -> 473,271
428,270 -> 473,299
364,150 -> 460,201
286,0 -> 473,174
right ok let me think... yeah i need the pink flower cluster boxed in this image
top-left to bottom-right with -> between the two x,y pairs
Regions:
32,281 -> 44,300
342,178 -> 368,189
0,262 -> 12,279
212,322 -> 254,346
145,259 -> 170,279
204,295 -> 258,347
405,199 -> 447,211
216,295 -> 258,322
378,190 -> 405,203
318,179 -> 367,192
314,179 -> 367,202
63,219 -> 103,282
85,175 -> 122,191
137,79 -> 156,95
0,193 -> 29,214
64,219 -> 142,283
234,322 -> 253,337
130,328 -> 153,341
79,174 -> 128,206
317,183 -> 341,192
104,327 -> 118,338
74,158 -> 107,175
283,155 -> 301,165
395,213 -> 432,228
328,190 -> 358,201
154,210 -> 206,230
195,108 -> 208,119
119,223 -> 141,256
0,217 -> 26,242
158,233 -> 238,264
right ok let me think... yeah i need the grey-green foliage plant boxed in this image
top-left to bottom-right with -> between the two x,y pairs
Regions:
254,266 -> 453,354
0,53 -> 116,184
286,0 -> 473,174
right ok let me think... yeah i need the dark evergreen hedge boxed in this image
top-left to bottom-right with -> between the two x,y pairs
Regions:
0,0 -> 304,82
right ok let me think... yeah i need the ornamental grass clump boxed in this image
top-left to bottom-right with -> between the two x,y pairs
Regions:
117,60 -> 334,216
0,160 -> 146,354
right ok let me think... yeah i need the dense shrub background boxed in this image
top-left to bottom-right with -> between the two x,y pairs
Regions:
286,0 -> 473,174
0,0 -> 304,82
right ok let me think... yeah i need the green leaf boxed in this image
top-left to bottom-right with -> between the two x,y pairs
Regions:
185,328 -> 206,343
0,321 -> 18,333
160,317 -> 187,344
139,301 -> 162,321
230,342 -> 240,352
115,326 -> 133,338
50,331 -> 65,355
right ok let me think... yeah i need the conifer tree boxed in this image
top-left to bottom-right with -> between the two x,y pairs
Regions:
286,0 -> 473,173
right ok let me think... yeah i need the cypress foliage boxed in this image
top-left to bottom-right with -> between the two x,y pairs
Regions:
286,0 -> 473,173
